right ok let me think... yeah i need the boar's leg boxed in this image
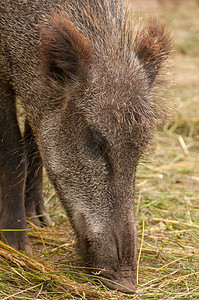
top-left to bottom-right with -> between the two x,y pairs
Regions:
24,120 -> 52,227
0,81 -> 31,255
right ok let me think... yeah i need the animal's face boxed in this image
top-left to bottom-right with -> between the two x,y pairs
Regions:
38,9 -> 171,292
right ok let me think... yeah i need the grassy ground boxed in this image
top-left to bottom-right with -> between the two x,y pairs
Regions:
0,1 -> 199,299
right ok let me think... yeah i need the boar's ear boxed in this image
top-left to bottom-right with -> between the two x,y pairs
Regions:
40,13 -> 93,84
134,19 -> 172,85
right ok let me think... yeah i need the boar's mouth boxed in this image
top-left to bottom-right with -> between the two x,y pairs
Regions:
94,267 -> 136,293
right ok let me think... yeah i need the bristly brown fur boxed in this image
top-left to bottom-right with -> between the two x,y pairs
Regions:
134,19 -> 172,84
40,13 -> 93,82
51,13 -> 93,61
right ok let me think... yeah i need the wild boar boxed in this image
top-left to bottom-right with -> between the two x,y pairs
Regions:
0,0 -> 171,292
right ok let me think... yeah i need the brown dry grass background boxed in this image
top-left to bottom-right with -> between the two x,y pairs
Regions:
0,0 -> 199,299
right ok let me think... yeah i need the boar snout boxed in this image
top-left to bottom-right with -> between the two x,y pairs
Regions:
99,267 -> 136,293
75,212 -> 137,292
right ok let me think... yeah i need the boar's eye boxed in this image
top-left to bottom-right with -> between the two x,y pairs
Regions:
85,129 -> 113,174
87,130 -> 108,156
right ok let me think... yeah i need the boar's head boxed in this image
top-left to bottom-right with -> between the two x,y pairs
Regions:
38,11 -> 171,293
